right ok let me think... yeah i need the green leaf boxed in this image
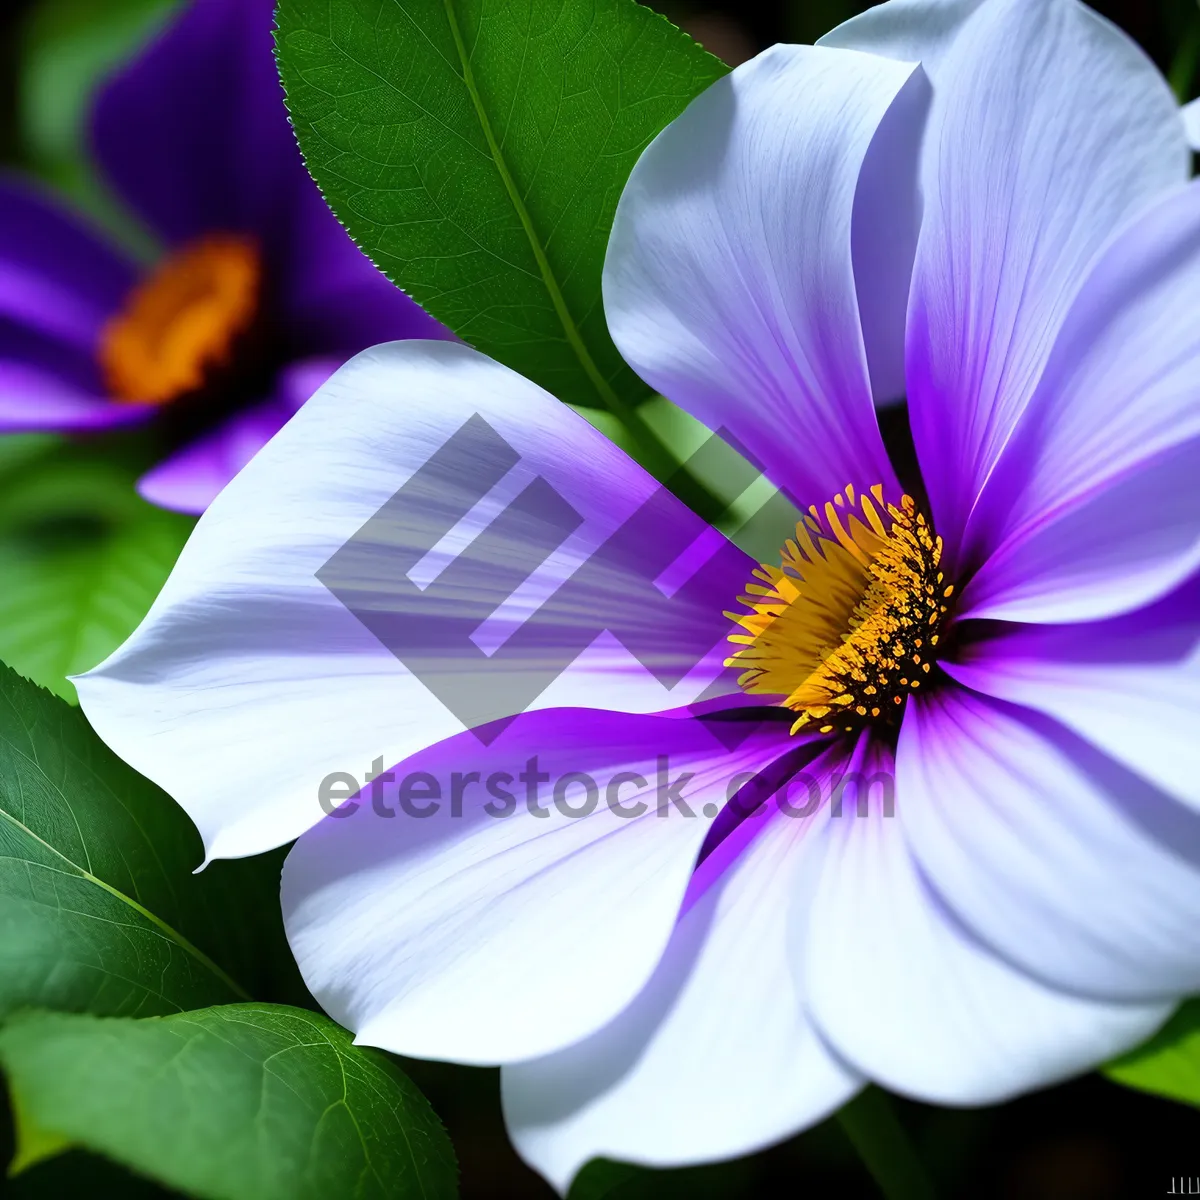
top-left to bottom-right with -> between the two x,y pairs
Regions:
6,1086 -> 75,1176
1106,999 -> 1200,1109
275,0 -> 726,410
0,1005 -> 458,1200
0,661 -> 250,1017
0,438 -> 194,703
567,1159 -> 647,1200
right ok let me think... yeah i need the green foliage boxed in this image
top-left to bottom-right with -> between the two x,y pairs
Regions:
0,661 -> 252,1016
274,0 -> 726,410
0,667 -> 447,1195
1106,999 -> 1200,1109
0,1005 -> 458,1200
0,437 -> 194,704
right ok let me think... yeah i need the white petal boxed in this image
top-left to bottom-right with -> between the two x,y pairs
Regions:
603,43 -> 929,504
282,709 -> 795,1065
961,180 -> 1200,623
76,341 -> 751,859
503,798 -> 859,1193
903,0 -> 1188,557
947,578 -> 1200,810
819,0 -> 986,73
804,743 -> 1170,1105
900,687 -> 1200,1002
1183,97 -> 1200,150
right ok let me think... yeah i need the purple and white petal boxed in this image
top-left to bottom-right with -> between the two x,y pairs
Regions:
76,341 -> 752,860
136,357 -> 342,514
603,43 -> 929,506
903,0 -> 1187,559
503,756 -> 859,1192
948,576 -> 1200,810
900,687 -> 1200,1002
962,436 -> 1200,624
960,180 -> 1200,621
804,740 -> 1170,1105
282,709 -> 793,1065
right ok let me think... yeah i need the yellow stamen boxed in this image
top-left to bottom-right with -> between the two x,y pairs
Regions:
724,488 -> 951,735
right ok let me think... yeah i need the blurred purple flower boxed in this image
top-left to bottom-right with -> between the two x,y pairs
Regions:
0,0 -> 445,513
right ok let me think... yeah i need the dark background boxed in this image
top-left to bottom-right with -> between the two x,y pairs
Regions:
0,0 -> 1196,1197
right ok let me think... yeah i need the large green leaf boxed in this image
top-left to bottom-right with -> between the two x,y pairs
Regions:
0,662 -> 254,1016
1106,999 -> 1200,1109
0,437 -> 194,703
0,1005 -> 458,1200
275,0 -> 726,410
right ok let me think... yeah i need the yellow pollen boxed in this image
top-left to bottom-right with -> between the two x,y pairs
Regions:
99,234 -> 262,405
724,486 -> 950,735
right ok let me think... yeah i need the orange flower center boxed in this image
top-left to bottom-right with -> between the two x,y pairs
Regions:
99,234 -> 262,405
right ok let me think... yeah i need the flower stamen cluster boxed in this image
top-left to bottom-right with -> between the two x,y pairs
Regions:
726,485 -> 952,735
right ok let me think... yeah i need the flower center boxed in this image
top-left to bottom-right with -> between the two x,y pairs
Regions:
726,485 -> 953,735
99,234 -> 262,405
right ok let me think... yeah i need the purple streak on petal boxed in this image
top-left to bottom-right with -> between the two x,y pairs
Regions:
78,342 -> 758,862
0,177 -> 133,349
0,362 -> 148,433
282,704 -> 796,1065
805,721 -> 1168,1105
687,735 -> 845,907
90,0 -> 299,248
502,753 -> 859,1192
960,433 -> 1200,624
900,686 -> 1200,1001
958,573 -> 1200,669
946,572 -> 1200,809
602,45 -> 924,507
903,0 -> 1187,563
957,180 -> 1200,617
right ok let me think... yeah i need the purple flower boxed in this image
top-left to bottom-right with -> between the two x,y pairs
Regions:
77,0 -> 1200,1190
0,0 -> 444,513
